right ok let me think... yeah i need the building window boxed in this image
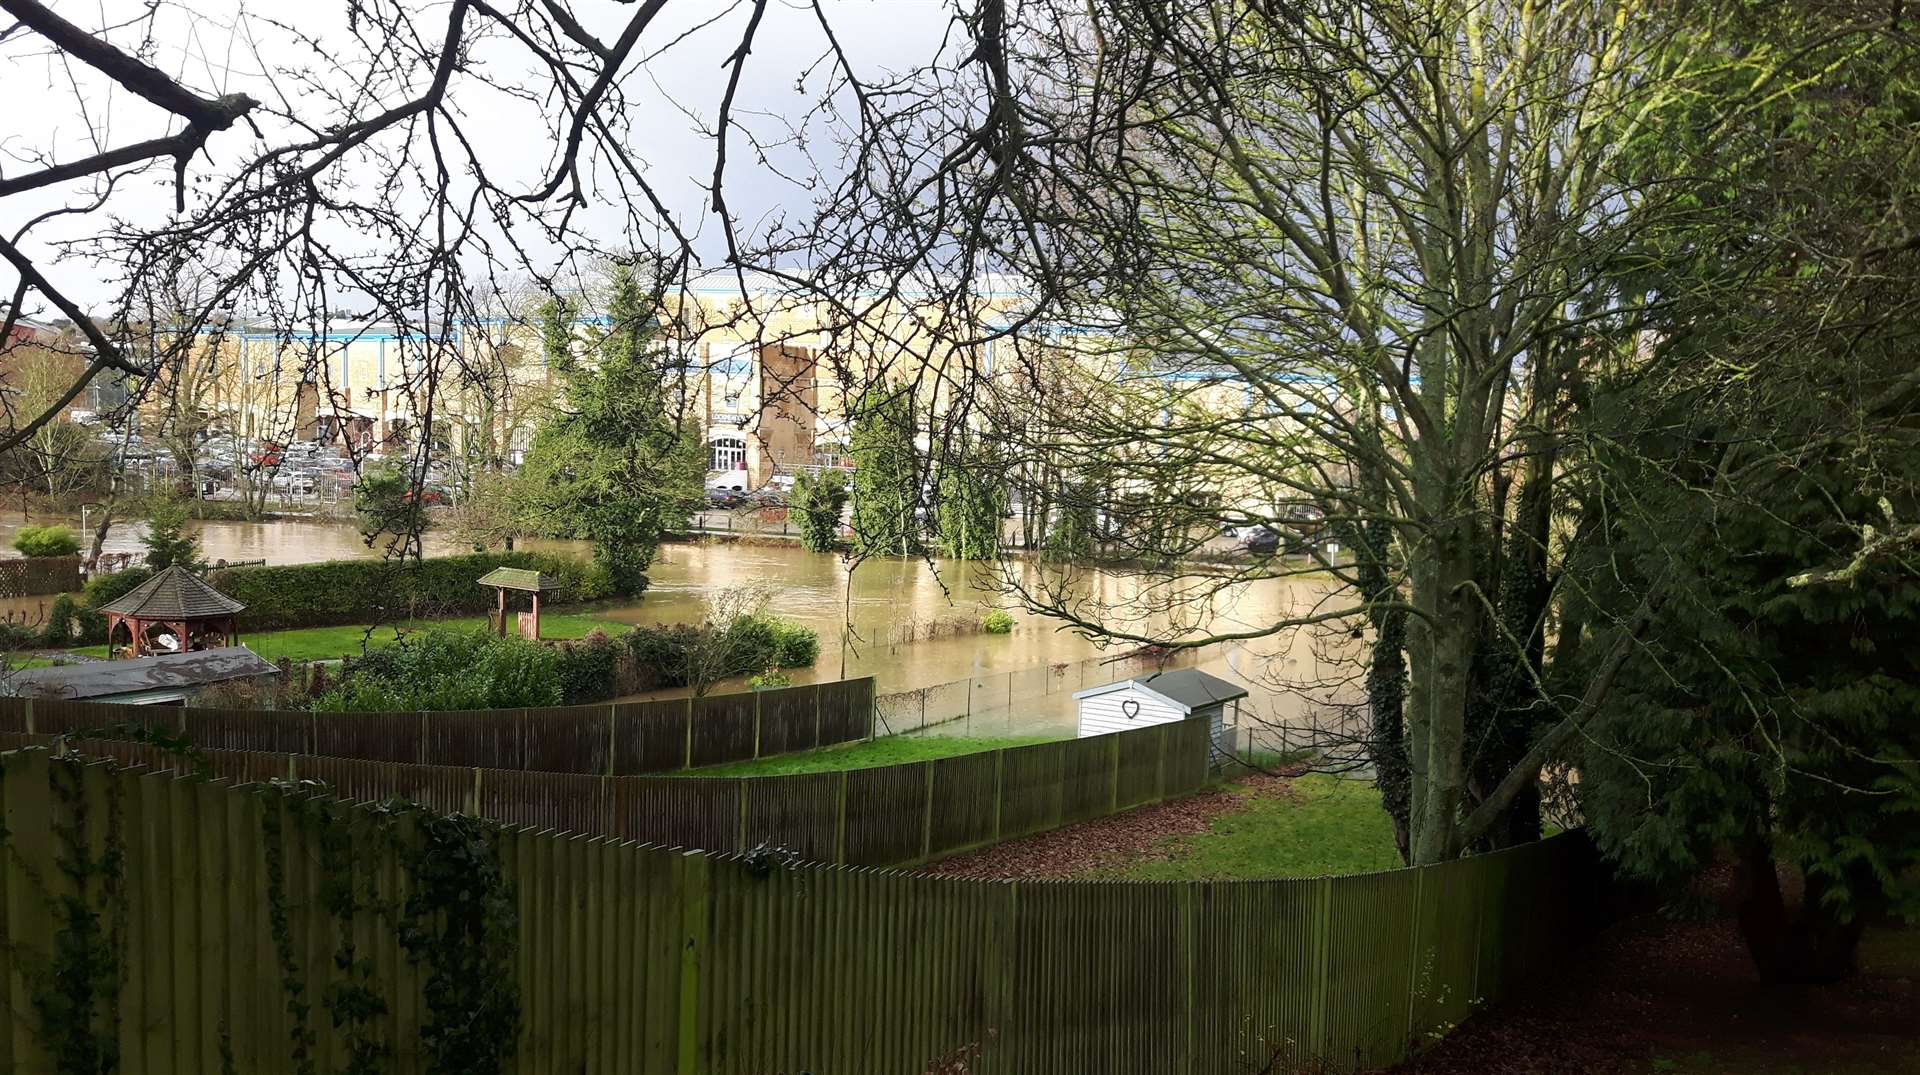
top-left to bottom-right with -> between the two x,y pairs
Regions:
709,435 -> 747,472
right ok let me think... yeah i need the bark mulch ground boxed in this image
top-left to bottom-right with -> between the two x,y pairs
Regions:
1379,913 -> 1920,1075
918,770 -> 1300,880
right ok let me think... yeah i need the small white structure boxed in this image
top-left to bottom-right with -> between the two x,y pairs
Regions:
1072,668 -> 1247,761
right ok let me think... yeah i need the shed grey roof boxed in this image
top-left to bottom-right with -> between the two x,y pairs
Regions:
477,567 -> 562,592
5,646 -> 277,700
96,565 -> 246,619
1071,668 -> 1250,713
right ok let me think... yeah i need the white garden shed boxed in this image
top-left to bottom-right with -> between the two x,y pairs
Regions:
1072,668 -> 1247,759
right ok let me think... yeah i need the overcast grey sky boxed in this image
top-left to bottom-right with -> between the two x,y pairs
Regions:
1,0 -> 961,311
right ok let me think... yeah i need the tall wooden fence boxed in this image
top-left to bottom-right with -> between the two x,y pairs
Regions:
0,676 -> 875,775
0,748 -> 1605,1074
1,715 -> 1213,867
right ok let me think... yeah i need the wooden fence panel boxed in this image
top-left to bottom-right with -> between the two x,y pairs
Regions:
312,711 -> 422,763
753,683 -> 817,757
926,749 -> 1001,857
814,677 -> 873,746
523,704 -> 611,774
1321,868 -> 1420,1071
1114,721 -> 1168,809
184,706 -> 309,753
842,762 -> 930,866
25,697 -> 161,735
741,772 -> 841,862
610,699 -> 688,774
1060,735 -> 1116,823
997,740 -> 1070,838
612,778 -> 741,852
479,769 -> 607,834
1000,881 -> 1190,1073
688,693 -> 756,768
1190,877 -> 1325,1073
0,750 -> 1602,1075
426,708 -> 525,769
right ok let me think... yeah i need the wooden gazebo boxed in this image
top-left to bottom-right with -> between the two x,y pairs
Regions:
98,565 -> 246,659
478,567 -> 561,640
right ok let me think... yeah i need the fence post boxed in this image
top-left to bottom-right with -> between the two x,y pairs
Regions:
467,768 -> 482,815
751,688 -> 762,759
991,747 -> 1005,842
920,761 -> 935,862
676,853 -> 712,1075
21,697 -> 31,734
606,703 -> 618,777
419,711 -> 429,765
682,696 -> 695,769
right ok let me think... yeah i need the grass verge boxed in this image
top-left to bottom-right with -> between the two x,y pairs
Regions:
677,733 -> 1062,776
1078,773 -> 1402,880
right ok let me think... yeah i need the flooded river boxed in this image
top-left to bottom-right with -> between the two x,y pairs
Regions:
0,511 -> 1352,711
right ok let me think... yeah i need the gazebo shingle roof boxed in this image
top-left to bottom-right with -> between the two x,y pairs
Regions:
97,565 -> 247,619
477,567 -> 562,592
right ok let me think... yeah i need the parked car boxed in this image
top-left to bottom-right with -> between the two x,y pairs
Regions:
1241,527 -> 1281,556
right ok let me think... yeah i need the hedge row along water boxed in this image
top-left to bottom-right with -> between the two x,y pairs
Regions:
204,551 -> 616,631
3,713 -> 1209,867
0,746 -> 1606,1074
0,677 -> 874,775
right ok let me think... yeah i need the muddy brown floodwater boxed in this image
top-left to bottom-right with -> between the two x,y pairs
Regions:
0,511 -> 1356,713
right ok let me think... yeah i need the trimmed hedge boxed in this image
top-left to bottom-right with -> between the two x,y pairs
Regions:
206,551 -> 614,631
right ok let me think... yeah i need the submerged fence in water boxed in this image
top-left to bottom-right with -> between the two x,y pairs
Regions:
0,747 -> 1605,1075
875,641 -> 1229,735
0,715 -> 1212,867
0,676 -> 875,775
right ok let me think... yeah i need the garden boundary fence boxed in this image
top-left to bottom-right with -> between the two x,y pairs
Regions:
0,747 -> 1605,1074
0,554 -> 81,597
0,714 -> 1211,867
0,677 -> 874,776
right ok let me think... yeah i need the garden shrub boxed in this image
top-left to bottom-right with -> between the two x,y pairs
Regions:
768,619 -> 820,666
13,524 -> 80,557
314,627 -> 562,711
615,615 -> 818,691
552,630 -> 620,705
982,609 -> 1015,634
37,593 -> 102,646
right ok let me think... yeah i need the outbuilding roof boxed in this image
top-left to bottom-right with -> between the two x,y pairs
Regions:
1071,668 -> 1250,713
95,565 -> 246,619
477,567 -> 562,592
5,646 -> 277,701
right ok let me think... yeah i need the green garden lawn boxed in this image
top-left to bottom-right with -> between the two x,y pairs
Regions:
925,769 -> 1403,881
677,733 -> 1062,776
1078,773 -> 1402,880
61,611 -> 627,664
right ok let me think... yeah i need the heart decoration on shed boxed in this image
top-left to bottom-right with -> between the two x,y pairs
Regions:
1121,698 -> 1141,720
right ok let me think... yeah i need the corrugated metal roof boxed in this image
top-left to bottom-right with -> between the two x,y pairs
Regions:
5,646 -> 277,700
95,565 -> 247,619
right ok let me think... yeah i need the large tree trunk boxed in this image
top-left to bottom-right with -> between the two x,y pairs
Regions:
1735,841 -> 1866,983
1408,532 -> 1480,864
